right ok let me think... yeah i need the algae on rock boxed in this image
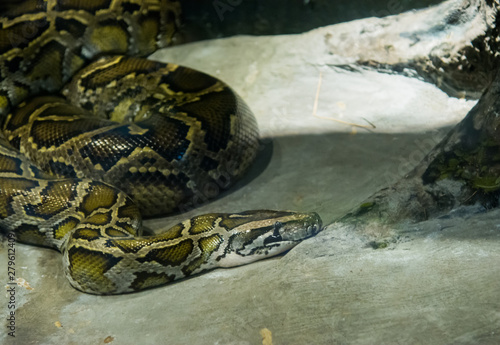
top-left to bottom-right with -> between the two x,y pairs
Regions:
341,0 -> 500,229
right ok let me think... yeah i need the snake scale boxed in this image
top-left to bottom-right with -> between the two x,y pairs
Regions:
0,0 -> 322,294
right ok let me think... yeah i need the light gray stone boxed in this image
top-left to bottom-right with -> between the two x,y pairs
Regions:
2,1 -> 499,344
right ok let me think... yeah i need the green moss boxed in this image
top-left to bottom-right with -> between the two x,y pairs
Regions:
369,241 -> 388,249
360,202 -> 374,209
448,158 -> 459,168
472,176 -> 500,191
424,135 -> 500,193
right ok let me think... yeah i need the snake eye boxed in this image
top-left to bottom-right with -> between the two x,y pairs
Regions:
273,221 -> 282,236
264,222 -> 283,245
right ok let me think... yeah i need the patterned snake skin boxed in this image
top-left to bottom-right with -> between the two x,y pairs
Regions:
0,0 -> 322,294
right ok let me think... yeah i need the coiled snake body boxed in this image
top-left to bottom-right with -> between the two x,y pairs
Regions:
0,0 -> 322,294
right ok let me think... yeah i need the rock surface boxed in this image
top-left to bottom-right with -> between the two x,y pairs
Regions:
2,1 -> 499,344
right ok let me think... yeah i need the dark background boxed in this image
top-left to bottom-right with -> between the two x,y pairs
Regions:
179,0 -> 443,41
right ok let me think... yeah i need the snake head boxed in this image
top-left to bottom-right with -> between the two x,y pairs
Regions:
217,210 -> 322,267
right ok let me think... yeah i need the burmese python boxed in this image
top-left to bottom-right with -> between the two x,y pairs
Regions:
0,0 -> 322,294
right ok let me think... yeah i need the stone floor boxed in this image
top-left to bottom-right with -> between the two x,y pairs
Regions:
2,5 -> 500,345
